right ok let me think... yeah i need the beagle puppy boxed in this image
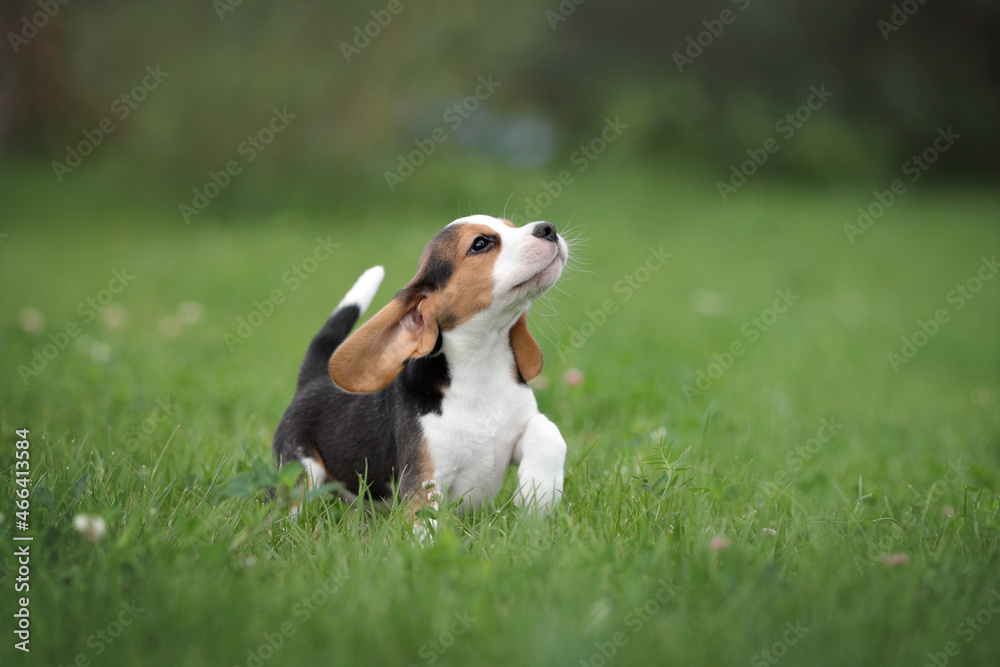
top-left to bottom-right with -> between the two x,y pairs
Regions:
273,215 -> 568,530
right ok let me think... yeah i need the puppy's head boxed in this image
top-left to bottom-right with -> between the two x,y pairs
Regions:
329,215 -> 567,393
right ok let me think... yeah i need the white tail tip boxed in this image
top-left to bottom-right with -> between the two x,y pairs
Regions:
336,266 -> 385,316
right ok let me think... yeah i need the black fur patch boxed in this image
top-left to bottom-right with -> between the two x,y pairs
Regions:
297,304 -> 360,390
273,304 -> 451,501
399,350 -> 450,416
420,225 -> 459,289
420,255 -> 454,291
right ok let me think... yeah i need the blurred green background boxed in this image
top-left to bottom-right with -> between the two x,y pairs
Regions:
2,0 -> 998,220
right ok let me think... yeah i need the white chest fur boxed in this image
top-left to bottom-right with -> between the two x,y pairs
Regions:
419,325 -> 538,509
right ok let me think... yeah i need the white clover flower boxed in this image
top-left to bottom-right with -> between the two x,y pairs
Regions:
18,307 -> 45,333
177,301 -> 205,325
73,514 -> 108,541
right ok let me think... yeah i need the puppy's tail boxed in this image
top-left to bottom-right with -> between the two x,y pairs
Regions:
296,266 -> 385,389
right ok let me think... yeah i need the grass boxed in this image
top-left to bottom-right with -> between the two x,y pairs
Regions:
1,159 -> 998,666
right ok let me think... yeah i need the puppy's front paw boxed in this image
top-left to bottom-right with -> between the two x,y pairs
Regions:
514,414 -> 566,516
514,473 -> 563,516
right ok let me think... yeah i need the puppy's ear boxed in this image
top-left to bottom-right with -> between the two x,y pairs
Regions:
329,288 -> 440,393
509,312 -> 543,382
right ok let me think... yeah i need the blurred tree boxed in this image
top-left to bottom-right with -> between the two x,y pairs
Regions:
0,0 -> 78,150
1,0 -> 997,190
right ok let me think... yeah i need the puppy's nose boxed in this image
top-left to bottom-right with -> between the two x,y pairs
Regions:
532,221 -> 557,243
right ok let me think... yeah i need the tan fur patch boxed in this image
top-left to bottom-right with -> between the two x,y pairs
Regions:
420,223 -> 498,329
509,312 -> 543,381
328,292 -> 438,393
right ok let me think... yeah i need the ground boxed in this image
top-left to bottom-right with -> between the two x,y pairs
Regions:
0,161 -> 997,666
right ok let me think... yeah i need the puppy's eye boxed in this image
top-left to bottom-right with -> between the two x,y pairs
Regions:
468,235 -> 495,255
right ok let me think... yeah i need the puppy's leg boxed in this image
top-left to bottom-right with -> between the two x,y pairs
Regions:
412,480 -> 442,546
289,456 -> 327,520
401,475 -> 440,545
512,413 -> 566,515
397,448 -> 439,543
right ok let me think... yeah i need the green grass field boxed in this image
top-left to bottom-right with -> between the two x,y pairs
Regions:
1,161 -> 998,666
